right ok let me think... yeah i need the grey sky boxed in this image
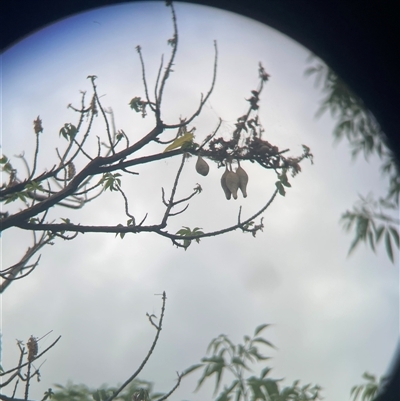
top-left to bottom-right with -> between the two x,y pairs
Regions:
1,1 -> 399,400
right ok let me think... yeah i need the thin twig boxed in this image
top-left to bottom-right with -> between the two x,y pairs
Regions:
161,154 -> 186,226
154,54 -> 164,105
155,372 -> 183,401
136,47 -> 156,113
117,185 -> 136,225
105,292 -> 167,401
156,2 -> 179,122
88,75 -> 115,154
28,133 -> 40,180
162,40 -> 218,129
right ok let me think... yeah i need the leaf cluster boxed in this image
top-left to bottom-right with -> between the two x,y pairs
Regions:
306,59 -> 399,263
350,372 -> 389,401
341,194 -> 399,262
184,324 -> 322,401
175,226 -> 204,250
49,380 -> 159,401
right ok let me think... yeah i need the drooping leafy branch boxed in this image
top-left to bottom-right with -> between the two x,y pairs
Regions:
177,324 -> 322,401
305,59 -> 399,263
350,371 -> 389,401
1,1 -> 313,291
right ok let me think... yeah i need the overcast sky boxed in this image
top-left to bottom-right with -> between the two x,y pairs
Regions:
1,2 -> 399,401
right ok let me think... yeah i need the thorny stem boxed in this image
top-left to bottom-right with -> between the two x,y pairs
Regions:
61,91 -> 89,166
154,54 -> 164,106
155,373 -> 183,401
136,47 -> 156,113
105,292 -> 167,401
88,76 -> 115,154
117,184 -> 136,225
156,2 -> 179,122
24,363 -> 31,401
162,40 -> 218,129
28,134 -> 40,181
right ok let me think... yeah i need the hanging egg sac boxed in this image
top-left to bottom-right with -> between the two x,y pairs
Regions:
225,170 -> 240,200
221,166 -> 231,200
195,155 -> 209,176
236,165 -> 248,198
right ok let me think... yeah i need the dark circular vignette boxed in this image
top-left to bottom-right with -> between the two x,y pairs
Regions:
1,0 -> 399,399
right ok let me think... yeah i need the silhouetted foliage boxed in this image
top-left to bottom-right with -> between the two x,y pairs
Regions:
305,60 -> 399,263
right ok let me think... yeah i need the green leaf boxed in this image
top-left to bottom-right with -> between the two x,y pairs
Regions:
129,97 -> 143,112
362,372 -> 376,382
4,191 -> 29,204
278,169 -> 292,188
388,226 -> 400,248
202,355 -> 226,364
374,225 -> 385,243
348,235 -> 362,256
164,132 -> 194,152
100,172 -> 122,192
385,230 -> 394,263
260,367 -> 272,378
176,226 -> 204,249
216,380 -> 239,401
275,181 -> 285,196
254,324 -> 270,336
92,392 -> 101,401
182,363 -> 203,376
247,376 -> 267,400
26,180 -> 44,192
368,231 -> 376,253
59,123 -> 77,141
248,348 -> 271,361
176,227 -> 191,236
231,356 -> 249,369
253,337 -> 276,349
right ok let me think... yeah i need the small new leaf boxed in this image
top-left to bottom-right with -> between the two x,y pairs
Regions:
253,337 -> 276,349
129,97 -> 147,117
254,323 -> 271,336
182,363 -> 204,376
59,123 -> 77,141
275,181 -> 286,196
194,183 -> 203,193
176,226 -> 204,249
100,172 -> 122,191
385,230 -> 394,263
